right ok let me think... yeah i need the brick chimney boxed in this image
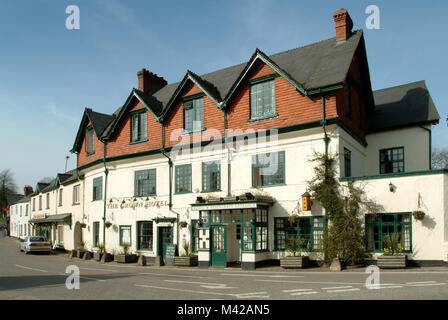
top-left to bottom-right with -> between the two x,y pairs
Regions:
137,68 -> 167,93
333,8 -> 353,41
24,185 -> 33,197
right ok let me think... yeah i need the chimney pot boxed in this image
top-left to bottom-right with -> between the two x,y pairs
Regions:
24,186 -> 34,197
333,8 -> 353,41
137,68 -> 167,93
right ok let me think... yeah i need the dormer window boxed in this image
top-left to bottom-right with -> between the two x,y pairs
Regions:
183,96 -> 204,133
130,110 -> 147,143
86,127 -> 94,155
249,76 -> 276,121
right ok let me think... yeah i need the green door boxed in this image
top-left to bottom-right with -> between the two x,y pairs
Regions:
158,227 -> 172,260
211,225 -> 227,267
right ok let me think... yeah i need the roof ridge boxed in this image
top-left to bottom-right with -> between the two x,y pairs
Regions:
373,80 -> 426,93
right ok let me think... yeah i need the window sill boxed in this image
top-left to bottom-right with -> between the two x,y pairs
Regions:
129,139 -> 148,146
92,199 -> 102,202
252,183 -> 286,188
72,202 -> 80,206
86,152 -> 95,158
247,113 -> 278,123
174,191 -> 192,195
201,189 -> 222,193
134,194 -> 157,198
182,127 -> 206,135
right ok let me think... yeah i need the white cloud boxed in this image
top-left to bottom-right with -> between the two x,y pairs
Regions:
46,104 -> 78,124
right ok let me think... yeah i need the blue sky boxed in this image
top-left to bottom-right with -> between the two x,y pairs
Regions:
0,0 -> 447,192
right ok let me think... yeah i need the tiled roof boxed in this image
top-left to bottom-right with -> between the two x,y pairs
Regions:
367,80 -> 440,133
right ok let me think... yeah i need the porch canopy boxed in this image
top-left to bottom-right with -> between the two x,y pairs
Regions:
29,213 -> 72,228
190,195 -> 275,212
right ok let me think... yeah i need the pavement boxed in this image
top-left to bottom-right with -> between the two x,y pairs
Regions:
1,235 -> 448,300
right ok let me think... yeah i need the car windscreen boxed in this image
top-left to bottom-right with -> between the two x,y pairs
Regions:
29,237 -> 46,242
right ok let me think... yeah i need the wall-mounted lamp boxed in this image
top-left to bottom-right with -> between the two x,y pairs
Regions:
301,191 -> 312,211
389,182 -> 394,192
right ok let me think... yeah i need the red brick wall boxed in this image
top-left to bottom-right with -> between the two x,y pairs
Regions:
225,61 -> 338,135
77,121 -> 105,167
163,81 -> 224,147
335,48 -> 367,139
78,58 -> 370,167
106,99 -> 162,157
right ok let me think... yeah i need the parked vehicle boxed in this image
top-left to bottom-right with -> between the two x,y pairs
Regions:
19,236 -> 51,254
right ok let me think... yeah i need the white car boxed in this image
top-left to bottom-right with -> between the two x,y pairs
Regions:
19,236 -> 51,254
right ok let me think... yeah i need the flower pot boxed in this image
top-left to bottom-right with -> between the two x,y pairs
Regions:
174,255 -> 198,267
77,250 -> 85,259
377,255 -> 407,269
254,195 -> 273,202
195,196 -> 204,203
280,256 -> 309,269
93,252 -> 103,261
114,254 -> 138,263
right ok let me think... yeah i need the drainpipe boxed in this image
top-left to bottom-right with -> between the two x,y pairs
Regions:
223,107 -> 231,197
161,124 -> 179,250
102,142 -> 108,250
419,125 -> 432,170
321,93 -> 330,155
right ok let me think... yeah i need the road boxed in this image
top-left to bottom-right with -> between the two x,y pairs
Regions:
1,235 -> 448,300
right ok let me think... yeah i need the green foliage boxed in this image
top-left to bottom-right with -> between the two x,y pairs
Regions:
383,233 -> 403,256
412,210 -> 425,221
288,214 -> 300,227
97,243 -> 105,254
121,244 -> 130,255
307,152 -> 381,266
286,236 -> 302,257
77,240 -> 86,251
182,241 -> 191,257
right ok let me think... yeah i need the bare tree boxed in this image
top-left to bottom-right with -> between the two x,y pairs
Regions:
39,177 -> 54,183
0,169 -> 18,214
432,148 -> 448,169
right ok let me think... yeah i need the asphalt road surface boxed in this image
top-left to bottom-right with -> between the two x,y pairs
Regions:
1,236 -> 448,300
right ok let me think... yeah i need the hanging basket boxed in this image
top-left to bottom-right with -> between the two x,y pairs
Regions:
179,221 -> 188,228
412,210 -> 425,221
105,221 -> 112,228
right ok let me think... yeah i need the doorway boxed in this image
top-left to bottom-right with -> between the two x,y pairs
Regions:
158,226 -> 173,261
211,225 -> 226,267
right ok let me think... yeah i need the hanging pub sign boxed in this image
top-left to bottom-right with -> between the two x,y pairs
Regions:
301,191 -> 312,211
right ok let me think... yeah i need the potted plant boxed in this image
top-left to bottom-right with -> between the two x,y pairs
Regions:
377,233 -> 407,269
412,210 -> 425,221
280,236 -> 309,269
76,240 -> 86,259
174,241 -> 198,267
94,243 -> 105,261
114,244 -> 138,263
195,196 -> 205,203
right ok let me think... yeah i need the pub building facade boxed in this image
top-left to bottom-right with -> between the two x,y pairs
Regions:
15,9 -> 446,268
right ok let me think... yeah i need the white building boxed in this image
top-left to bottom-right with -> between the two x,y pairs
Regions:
18,8 -> 446,269
29,170 -> 84,250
